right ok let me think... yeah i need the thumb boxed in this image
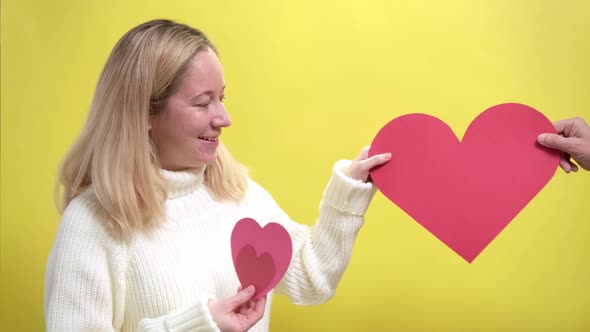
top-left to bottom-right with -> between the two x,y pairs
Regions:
227,285 -> 255,310
537,133 -> 575,153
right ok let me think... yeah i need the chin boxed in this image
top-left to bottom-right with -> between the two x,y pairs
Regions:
196,155 -> 218,167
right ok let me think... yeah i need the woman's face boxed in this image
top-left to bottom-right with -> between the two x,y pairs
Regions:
150,48 -> 231,171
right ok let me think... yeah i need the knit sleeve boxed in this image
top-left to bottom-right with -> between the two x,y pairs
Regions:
137,295 -> 219,332
44,194 -> 128,331
249,160 -> 377,305
44,194 -> 221,332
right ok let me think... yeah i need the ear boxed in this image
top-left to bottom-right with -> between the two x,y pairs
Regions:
148,113 -> 155,131
148,102 -> 159,131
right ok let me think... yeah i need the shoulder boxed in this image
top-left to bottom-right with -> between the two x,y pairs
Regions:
58,188 -> 118,248
240,177 -> 289,219
244,177 -> 277,205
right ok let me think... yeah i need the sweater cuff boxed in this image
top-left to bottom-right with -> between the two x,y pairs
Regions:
322,160 -> 377,216
166,295 -> 219,332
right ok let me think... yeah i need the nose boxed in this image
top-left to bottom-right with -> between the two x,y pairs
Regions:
211,102 -> 231,128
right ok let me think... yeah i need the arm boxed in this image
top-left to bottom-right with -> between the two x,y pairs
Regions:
45,195 -> 263,332
274,160 -> 377,304
246,148 -> 389,305
138,288 -> 265,332
44,197 -> 127,331
137,299 -> 219,332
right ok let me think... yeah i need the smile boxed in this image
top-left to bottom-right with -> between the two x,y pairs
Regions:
199,137 -> 218,142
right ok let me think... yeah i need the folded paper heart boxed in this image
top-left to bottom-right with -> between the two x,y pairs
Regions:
369,103 -> 561,263
231,218 -> 292,300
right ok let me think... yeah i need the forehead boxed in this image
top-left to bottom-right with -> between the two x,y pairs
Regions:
182,48 -> 224,85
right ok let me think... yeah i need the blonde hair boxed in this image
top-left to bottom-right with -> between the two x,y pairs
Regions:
56,19 -> 248,238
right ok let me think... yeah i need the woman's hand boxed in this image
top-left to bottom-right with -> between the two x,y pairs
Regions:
343,146 -> 391,182
208,286 -> 266,332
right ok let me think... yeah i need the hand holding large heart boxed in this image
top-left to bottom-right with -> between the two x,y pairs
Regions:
369,103 -> 561,262
231,218 -> 292,300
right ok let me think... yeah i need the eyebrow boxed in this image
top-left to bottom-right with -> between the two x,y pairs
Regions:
189,85 -> 226,102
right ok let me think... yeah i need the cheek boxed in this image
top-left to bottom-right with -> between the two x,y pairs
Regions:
160,112 -> 203,139
178,121 -> 195,137
182,113 -> 211,134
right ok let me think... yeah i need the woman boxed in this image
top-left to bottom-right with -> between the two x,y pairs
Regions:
45,19 -> 391,331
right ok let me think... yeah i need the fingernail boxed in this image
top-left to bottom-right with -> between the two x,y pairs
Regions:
385,153 -> 392,159
245,285 -> 255,293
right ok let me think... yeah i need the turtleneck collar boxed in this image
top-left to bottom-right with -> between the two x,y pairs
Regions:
159,166 -> 206,199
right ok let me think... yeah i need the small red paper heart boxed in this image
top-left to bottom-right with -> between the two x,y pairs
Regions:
369,103 -> 560,263
231,218 -> 292,300
234,245 -> 276,297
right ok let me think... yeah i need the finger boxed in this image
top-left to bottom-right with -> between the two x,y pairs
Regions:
569,160 -> 579,172
358,152 -> 391,171
559,158 -> 572,173
353,146 -> 370,162
552,119 -> 572,134
246,296 -> 267,320
227,285 -> 255,310
239,305 -> 248,315
537,134 -> 578,154
237,300 -> 253,316
235,297 -> 266,331
345,153 -> 392,181
553,117 -> 588,135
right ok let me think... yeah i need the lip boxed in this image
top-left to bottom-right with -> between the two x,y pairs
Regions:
198,136 -> 219,142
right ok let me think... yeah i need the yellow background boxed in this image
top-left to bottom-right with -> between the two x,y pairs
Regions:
2,0 -> 590,331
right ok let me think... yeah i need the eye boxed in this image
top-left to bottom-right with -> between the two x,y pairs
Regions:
194,100 -> 211,107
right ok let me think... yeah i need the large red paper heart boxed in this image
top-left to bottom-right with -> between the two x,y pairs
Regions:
231,218 -> 292,300
369,103 -> 560,263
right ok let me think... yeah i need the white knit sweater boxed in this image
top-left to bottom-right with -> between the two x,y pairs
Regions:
45,160 -> 377,331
